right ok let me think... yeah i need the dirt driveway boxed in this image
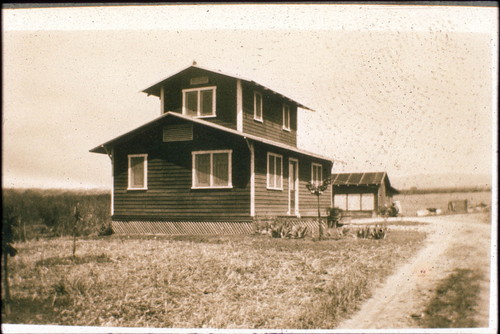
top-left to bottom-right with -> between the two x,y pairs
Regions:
337,213 -> 494,330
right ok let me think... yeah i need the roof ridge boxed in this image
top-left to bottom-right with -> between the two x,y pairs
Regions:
141,65 -> 314,111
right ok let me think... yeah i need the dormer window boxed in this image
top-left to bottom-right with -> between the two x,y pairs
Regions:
182,86 -> 216,117
282,104 -> 291,131
254,91 -> 263,122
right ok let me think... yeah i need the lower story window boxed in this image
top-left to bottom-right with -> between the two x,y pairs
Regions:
192,150 -> 232,188
334,193 -> 375,211
128,154 -> 147,190
267,152 -> 283,190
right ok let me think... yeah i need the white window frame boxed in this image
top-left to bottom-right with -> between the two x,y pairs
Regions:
348,194 -> 362,211
282,104 -> 291,131
334,194 -> 347,211
254,91 -> 263,122
192,150 -> 233,189
127,154 -> 148,190
311,163 -> 323,186
267,152 -> 283,190
182,86 -> 217,118
361,193 -> 375,211
288,158 -> 300,216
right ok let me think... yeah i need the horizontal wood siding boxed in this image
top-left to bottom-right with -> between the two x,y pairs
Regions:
160,67 -> 237,129
253,143 -> 331,217
297,156 -> 332,217
113,121 -> 250,219
242,82 -> 297,146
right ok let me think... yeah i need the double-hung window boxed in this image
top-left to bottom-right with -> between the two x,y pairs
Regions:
267,152 -> 283,190
282,104 -> 291,131
182,86 -> 216,117
311,163 -> 323,186
254,91 -> 263,122
128,154 -> 148,190
192,150 -> 232,188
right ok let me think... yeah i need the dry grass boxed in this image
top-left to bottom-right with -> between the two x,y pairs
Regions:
3,231 -> 426,329
394,191 -> 491,216
418,269 -> 482,328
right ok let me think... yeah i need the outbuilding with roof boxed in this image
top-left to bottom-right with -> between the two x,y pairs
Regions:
331,172 -> 399,218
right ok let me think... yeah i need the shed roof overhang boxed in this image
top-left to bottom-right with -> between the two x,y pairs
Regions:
90,112 -> 337,164
141,65 -> 314,111
331,172 -> 399,195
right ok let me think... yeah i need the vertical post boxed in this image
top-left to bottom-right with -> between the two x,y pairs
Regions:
72,204 -> 80,259
317,194 -> 323,240
317,194 -> 321,219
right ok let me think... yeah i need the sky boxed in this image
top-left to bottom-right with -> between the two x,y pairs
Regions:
2,4 -> 498,190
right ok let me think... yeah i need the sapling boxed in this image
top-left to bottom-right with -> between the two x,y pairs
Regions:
72,203 -> 81,259
306,178 -> 331,240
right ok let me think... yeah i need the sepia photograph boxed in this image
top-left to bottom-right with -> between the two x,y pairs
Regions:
2,2 -> 497,333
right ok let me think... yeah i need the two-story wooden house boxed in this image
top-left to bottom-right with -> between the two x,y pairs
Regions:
90,65 -> 334,234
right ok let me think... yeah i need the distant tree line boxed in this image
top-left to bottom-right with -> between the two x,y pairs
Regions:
2,188 -> 111,241
398,186 -> 491,195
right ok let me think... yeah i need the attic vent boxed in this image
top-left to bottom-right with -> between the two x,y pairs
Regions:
163,124 -> 193,142
190,76 -> 209,85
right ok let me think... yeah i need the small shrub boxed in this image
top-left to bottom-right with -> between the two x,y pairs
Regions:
254,217 -> 309,239
326,207 -> 343,228
355,224 -> 388,239
98,224 -> 114,237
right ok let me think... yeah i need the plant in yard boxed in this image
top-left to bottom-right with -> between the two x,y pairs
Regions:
306,178 -> 331,240
72,204 -> 81,259
2,205 -> 18,315
355,225 -> 388,239
327,207 -> 344,228
269,218 -> 308,239
98,223 -> 114,237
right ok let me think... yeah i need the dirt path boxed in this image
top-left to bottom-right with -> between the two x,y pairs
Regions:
337,213 -> 493,330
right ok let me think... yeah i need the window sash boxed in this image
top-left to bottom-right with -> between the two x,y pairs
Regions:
334,194 -> 347,211
192,150 -> 232,188
267,153 -> 283,190
347,194 -> 362,211
128,154 -> 147,190
182,87 -> 216,117
254,91 -> 263,121
311,163 -> 323,186
361,193 -> 375,210
282,104 -> 291,130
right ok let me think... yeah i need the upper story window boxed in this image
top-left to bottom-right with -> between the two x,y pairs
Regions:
182,86 -> 216,118
192,150 -> 232,189
254,91 -> 263,122
128,154 -> 148,190
267,152 -> 283,190
311,163 -> 323,186
282,104 -> 291,131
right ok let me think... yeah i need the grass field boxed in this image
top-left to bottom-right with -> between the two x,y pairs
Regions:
394,191 -> 491,216
2,231 -> 426,329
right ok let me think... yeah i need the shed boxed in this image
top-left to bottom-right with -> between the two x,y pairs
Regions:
331,172 -> 399,218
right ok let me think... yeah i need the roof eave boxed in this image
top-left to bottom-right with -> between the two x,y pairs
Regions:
141,65 -> 314,111
89,112 -> 334,162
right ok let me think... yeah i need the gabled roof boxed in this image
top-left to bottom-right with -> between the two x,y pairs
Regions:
331,172 -> 399,194
90,112 -> 335,163
141,64 -> 314,111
